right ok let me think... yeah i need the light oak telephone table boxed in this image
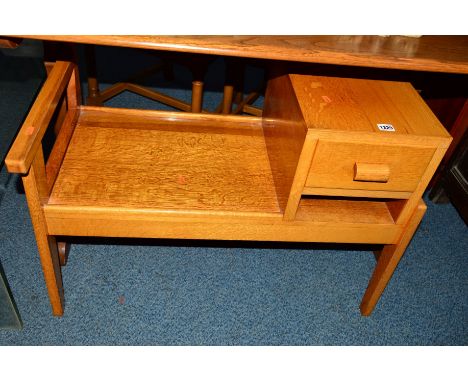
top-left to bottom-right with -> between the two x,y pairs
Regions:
3,36 -> 457,316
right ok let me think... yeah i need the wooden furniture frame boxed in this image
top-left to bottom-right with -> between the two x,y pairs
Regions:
84,45 -> 213,113
5,59 -> 451,317
84,45 -> 263,116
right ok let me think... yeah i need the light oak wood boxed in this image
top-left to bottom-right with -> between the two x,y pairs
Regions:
354,163 -> 391,183
5,59 -> 453,316
43,205 -> 400,244
289,74 -> 451,138
45,108 -> 80,193
14,35 -> 468,74
262,73 -> 308,215
283,136 -> 317,220
296,197 -> 395,225
305,140 -> 436,192
23,150 -> 64,316
66,65 -> 82,110
49,110 -> 280,214
305,128 -> 451,149
360,199 -> 427,316
79,105 -> 262,130
46,64 -> 82,192
5,61 -> 73,174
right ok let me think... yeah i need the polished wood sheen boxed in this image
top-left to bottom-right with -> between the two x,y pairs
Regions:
262,73 -> 308,214
13,35 -> 468,74
23,151 -> 64,316
305,140 -> 435,192
4,60 -> 453,317
43,204 -> 400,244
49,107 -> 280,214
5,61 -> 74,174
353,163 -> 391,183
289,74 -> 451,138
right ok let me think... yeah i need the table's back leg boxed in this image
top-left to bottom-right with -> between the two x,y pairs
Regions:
360,199 -> 427,316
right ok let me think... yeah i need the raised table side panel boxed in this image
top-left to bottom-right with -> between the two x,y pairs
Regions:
262,73 -> 309,215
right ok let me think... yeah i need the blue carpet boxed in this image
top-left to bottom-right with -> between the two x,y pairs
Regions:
0,43 -> 467,345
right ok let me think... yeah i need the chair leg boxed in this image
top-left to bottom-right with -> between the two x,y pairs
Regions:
57,242 -> 70,266
222,84 -> 234,114
23,152 -> 64,316
221,58 -> 236,114
360,199 -> 427,316
191,81 -> 204,113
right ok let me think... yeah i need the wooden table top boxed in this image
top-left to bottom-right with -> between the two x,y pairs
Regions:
13,35 -> 468,74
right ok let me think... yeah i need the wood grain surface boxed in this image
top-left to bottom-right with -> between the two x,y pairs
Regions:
49,110 -> 280,213
23,151 -> 64,316
43,204 -> 400,244
262,73 -> 308,214
295,197 -> 395,225
12,35 -> 468,74
289,74 -> 451,137
5,61 -> 73,174
305,140 -> 435,192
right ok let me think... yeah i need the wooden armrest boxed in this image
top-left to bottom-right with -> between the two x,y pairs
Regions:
5,61 -> 74,174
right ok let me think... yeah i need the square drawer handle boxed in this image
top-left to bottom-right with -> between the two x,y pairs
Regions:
354,163 -> 390,183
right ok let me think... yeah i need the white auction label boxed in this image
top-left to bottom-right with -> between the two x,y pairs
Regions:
377,123 -> 395,132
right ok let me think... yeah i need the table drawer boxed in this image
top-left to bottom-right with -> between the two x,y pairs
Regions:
305,140 -> 436,193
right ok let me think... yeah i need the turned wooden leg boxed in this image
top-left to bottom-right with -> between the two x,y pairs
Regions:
222,84 -> 234,114
23,151 -> 64,316
57,242 -> 70,266
191,80 -> 203,113
221,58 -> 236,114
360,199 -> 427,316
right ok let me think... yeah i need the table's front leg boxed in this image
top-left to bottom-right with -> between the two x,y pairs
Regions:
360,199 -> 427,316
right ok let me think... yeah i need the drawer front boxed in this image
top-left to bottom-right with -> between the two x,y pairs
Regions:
305,140 -> 435,192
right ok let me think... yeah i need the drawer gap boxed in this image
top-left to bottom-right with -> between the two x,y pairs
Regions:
295,195 -> 402,225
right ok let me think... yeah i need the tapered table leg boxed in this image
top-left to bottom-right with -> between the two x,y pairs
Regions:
23,152 -> 64,316
360,199 -> 427,316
